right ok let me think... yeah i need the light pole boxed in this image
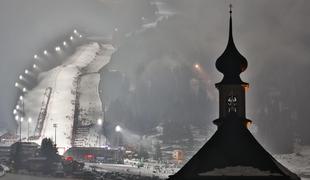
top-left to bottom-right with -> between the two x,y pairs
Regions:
19,95 -> 24,142
115,125 -> 122,163
53,123 -> 57,146
115,125 -> 122,147
20,117 -> 24,142
27,117 -> 32,141
97,119 -> 103,147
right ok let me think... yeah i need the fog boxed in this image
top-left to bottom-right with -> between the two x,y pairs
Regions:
1,0 -> 310,154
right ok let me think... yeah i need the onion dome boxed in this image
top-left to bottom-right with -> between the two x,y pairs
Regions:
216,8 -> 248,85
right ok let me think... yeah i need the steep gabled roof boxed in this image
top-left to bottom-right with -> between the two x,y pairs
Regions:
168,113 -> 300,180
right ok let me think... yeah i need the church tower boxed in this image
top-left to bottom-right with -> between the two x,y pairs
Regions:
168,5 -> 300,180
213,4 -> 252,128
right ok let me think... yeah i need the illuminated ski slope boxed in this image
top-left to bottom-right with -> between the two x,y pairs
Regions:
21,42 -> 115,153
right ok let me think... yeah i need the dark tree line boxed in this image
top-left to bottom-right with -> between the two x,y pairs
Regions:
100,63 -> 214,145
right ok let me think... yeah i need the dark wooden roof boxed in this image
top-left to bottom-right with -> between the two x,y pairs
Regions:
168,113 -> 300,180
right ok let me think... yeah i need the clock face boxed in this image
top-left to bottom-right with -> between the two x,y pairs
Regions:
227,95 -> 237,112
227,95 -> 237,105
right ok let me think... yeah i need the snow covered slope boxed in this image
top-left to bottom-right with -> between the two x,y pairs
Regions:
274,146 -> 310,180
20,42 -> 115,153
73,44 -> 115,147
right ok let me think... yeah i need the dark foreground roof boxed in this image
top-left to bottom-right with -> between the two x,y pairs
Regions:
168,113 -> 300,180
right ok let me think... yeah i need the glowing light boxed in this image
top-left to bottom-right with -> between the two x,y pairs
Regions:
15,115 -> 19,121
65,156 -> 73,161
73,29 -> 78,34
114,28 -> 118,32
246,121 -> 252,129
20,117 -> 24,122
25,69 -> 29,74
34,54 -> 38,59
15,82 -> 19,87
28,117 -> 32,123
194,63 -> 200,69
22,87 -> 27,92
19,96 -> 23,100
19,75 -> 23,80
16,105 -> 20,110
55,46 -> 61,52
13,109 -> 17,115
79,34 -> 82,38
97,119 -> 103,125
33,64 -> 37,69
115,125 -> 122,132
43,50 -> 48,55
70,36 -> 74,40
244,84 -> 250,92
63,41 -> 67,46
84,154 -> 94,160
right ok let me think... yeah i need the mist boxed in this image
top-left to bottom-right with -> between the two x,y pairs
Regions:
1,0 -> 310,155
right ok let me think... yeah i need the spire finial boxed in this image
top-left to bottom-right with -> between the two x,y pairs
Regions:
228,3 -> 233,43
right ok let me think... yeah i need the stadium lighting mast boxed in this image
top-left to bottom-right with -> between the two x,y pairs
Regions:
53,123 -> 57,146
97,119 -> 103,147
27,117 -> 32,141
115,125 -> 122,147
19,95 -> 25,142
114,125 -> 122,162
55,46 -> 61,52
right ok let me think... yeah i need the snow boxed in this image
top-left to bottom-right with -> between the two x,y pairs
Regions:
198,166 -> 282,176
36,43 -> 100,149
20,42 -> 115,153
85,162 -> 172,179
83,44 -> 115,73
78,74 -> 102,126
125,0 -> 175,38
73,44 -> 115,147
274,145 -> 310,180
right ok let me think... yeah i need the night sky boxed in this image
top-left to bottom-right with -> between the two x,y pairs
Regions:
1,0 -> 310,153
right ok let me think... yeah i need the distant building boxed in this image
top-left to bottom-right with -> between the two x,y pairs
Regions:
10,142 -> 40,169
0,145 -> 10,162
63,146 -> 124,164
0,132 -> 18,146
168,5 -> 300,180
10,142 -> 39,159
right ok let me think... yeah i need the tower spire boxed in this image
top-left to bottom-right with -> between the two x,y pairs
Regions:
229,4 -> 233,44
215,3 -> 248,85
214,4 -> 250,126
